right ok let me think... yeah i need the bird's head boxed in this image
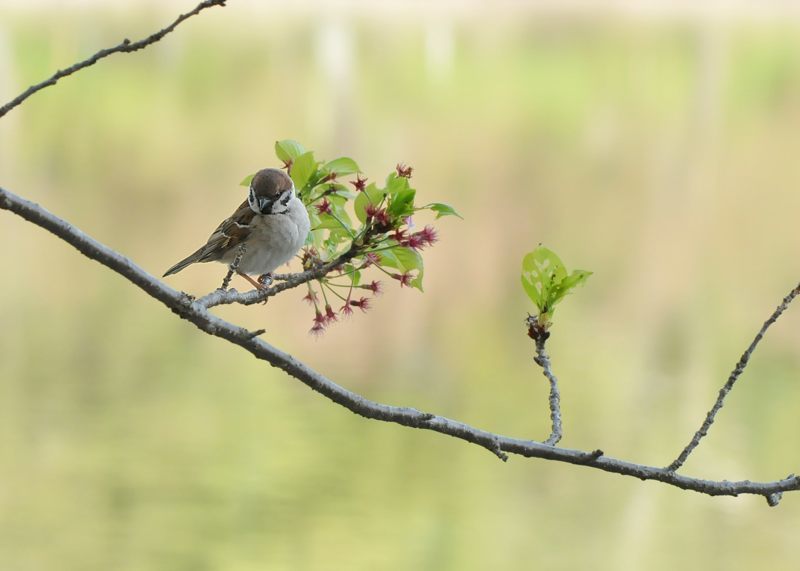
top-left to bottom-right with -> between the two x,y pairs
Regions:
248,168 -> 295,215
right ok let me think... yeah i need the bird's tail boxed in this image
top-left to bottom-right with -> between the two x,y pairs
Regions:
163,250 -> 204,277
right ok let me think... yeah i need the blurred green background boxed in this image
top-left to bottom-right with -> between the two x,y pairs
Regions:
3,1 -> 800,569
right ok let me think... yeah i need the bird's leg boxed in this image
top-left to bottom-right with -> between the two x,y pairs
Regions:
220,267 -> 236,290
258,273 -> 273,287
220,243 -> 247,290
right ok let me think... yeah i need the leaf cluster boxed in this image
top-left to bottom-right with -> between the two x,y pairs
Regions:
521,245 -> 591,328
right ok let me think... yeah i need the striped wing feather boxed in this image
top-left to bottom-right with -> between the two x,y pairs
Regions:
163,200 -> 255,276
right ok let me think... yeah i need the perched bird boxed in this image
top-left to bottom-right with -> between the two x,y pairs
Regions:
163,168 -> 311,289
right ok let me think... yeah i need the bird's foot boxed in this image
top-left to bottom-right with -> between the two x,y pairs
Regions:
256,274 -> 272,304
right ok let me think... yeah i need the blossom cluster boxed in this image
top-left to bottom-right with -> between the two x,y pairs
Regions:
246,140 -> 461,335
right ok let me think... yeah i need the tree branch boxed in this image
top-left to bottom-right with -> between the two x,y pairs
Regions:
0,0 -> 227,119
3,0 -> 799,505
3,184 -> 800,503
195,248 -> 358,309
533,337 -> 562,446
665,282 -> 800,472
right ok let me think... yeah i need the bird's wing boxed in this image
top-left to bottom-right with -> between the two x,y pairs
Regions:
163,200 -> 257,276
195,199 -> 257,262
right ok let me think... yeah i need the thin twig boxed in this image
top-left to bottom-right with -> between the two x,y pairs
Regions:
666,282 -> 800,472
533,337 -> 563,446
0,0 -> 227,119
4,184 -> 800,503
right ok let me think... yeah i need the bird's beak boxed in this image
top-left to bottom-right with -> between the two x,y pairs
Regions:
257,197 -> 272,214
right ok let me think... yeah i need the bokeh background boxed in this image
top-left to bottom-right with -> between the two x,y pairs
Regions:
3,0 -> 800,569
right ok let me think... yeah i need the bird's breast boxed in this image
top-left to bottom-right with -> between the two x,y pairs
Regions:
233,205 -> 309,275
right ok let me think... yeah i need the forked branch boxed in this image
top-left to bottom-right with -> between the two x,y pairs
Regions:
666,282 -> 800,472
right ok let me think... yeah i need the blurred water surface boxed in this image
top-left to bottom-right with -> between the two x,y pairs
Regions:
3,2 -> 800,570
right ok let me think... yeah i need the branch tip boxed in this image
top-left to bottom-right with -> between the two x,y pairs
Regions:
666,281 -> 800,472
766,492 -> 783,507
246,328 -> 266,340
490,439 -> 509,462
580,449 -> 604,462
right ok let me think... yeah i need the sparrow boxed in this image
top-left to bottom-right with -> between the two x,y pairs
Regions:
163,168 -> 311,289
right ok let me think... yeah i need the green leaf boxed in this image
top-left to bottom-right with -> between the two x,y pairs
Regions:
550,270 -> 592,306
290,151 -> 316,190
425,202 -> 462,219
333,189 -> 358,200
307,185 -> 357,205
387,185 -> 416,217
322,157 -> 360,176
384,172 -> 408,196
354,183 -> 387,223
321,230 -> 350,254
521,245 -> 591,319
322,240 -> 341,260
239,173 -> 255,187
376,246 -> 425,291
314,214 -> 346,230
327,189 -> 356,203
275,140 -> 306,163
374,247 -> 397,267
327,227 -> 351,243
521,246 -> 567,313
395,246 -> 423,273
307,211 -> 323,247
316,183 -> 348,195
520,273 -> 541,308
397,248 -> 424,290
330,202 -> 353,228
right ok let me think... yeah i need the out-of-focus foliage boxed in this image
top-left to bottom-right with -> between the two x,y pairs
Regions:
3,3 -> 800,571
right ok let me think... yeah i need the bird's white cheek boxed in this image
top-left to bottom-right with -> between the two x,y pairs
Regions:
248,192 -> 260,214
271,199 -> 291,215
